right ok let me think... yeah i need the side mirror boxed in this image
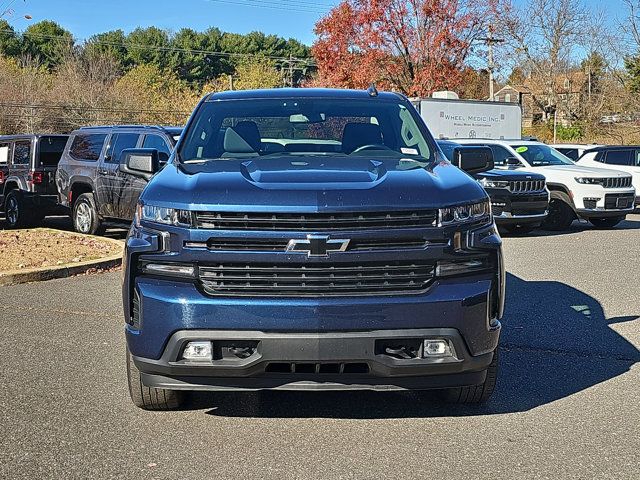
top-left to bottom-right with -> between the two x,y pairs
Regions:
452,146 -> 494,174
119,148 -> 159,179
506,157 -> 522,167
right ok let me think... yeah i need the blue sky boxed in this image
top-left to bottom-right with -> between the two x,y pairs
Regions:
0,0 -> 629,46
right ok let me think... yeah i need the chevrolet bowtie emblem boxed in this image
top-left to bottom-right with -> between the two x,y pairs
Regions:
286,235 -> 350,257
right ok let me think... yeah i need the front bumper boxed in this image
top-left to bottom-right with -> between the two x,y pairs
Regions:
572,185 -> 635,214
134,328 -> 497,391
123,221 -> 505,391
486,189 -> 549,225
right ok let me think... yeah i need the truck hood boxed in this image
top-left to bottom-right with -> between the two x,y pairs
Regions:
141,156 -> 488,211
527,164 -> 632,178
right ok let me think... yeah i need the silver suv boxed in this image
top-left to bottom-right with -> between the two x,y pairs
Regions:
56,125 -> 182,234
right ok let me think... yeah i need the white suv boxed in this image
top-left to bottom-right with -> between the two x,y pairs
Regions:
576,146 -> 640,207
551,144 -> 603,162
455,139 -> 635,230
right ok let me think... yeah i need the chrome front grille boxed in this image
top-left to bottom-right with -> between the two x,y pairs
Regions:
198,262 -> 435,296
193,211 -> 438,231
509,179 -> 546,192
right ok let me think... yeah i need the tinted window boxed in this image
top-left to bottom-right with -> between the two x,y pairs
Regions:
142,134 -> 171,157
557,148 -> 578,161
38,136 -> 68,167
106,133 -> 139,163
0,143 -> 9,164
605,150 -> 633,166
70,134 -> 107,161
12,141 -> 31,166
459,144 -> 513,166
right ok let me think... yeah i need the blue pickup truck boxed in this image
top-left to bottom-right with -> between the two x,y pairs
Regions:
121,88 -> 505,410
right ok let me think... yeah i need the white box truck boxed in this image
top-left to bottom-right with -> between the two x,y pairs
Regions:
417,98 -> 522,140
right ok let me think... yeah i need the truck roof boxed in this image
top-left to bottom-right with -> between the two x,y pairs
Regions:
206,88 -> 404,102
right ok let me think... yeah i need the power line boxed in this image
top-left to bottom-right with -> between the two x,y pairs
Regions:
0,102 -> 192,116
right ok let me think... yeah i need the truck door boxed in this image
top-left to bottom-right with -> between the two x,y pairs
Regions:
96,133 -> 139,219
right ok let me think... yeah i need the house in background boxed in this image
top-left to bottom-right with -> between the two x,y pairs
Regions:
493,72 -> 587,127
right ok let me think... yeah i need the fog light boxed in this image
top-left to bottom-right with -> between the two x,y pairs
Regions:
182,341 -> 212,361
423,339 -> 453,357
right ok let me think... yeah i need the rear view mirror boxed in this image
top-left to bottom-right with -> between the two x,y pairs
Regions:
119,148 -> 160,179
289,113 -> 325,124
452,146 -> 494,174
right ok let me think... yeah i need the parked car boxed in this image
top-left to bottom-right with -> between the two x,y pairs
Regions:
56,125 -> 182,234
576,145 -> 640,207
122,88 -> 505,410
454,139 -> 635,230
551,144 -> 603,162
0,134 -> 69,228
438,140 -> 549,234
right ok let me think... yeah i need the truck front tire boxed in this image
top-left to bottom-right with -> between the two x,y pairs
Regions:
440,349 -> 499,404
126,346 -> 184,411
542,194 -> 575,231
73,193 -> 104,235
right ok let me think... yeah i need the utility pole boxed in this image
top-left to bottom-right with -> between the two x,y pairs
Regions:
479,27 -> 504,101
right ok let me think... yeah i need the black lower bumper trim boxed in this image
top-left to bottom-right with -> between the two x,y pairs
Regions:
140,370 -> 488,391
132,328 -> 499,391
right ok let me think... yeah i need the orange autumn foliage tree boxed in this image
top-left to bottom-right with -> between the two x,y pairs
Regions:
312,0 -> 498,97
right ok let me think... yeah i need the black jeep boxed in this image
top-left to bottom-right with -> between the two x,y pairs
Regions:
0,134 -> 69,228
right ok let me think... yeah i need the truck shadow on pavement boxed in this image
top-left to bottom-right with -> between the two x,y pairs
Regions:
191,272 -> 639,418
502,216 -> 640,238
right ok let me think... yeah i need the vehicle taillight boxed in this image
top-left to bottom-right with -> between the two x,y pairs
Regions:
29,171 -> 44,184
0,171 -> 4,184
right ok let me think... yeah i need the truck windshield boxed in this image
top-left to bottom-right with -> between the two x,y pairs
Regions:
179,98 -> 432,163
512,144 -> 574,166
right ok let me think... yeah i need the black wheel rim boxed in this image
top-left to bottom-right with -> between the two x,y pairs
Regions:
6,196 -> 18,226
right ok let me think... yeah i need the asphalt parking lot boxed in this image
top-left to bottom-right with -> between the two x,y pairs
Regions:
1,216 -> 638,479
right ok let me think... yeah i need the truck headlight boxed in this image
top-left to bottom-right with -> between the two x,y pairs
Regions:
575,177 -> 600,185
438,200 -> 491,227
478,178 -> 510,189
136,203 -> 193,227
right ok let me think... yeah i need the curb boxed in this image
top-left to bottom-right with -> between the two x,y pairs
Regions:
0,229 -> 124,286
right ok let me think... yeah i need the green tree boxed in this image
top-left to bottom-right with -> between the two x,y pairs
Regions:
83,29 -> 128,70
22,20 -> 74,69
0,19 -> 21,57
125,27 -> 170,69
168,28 -> 230,85
625,55 -> 640,93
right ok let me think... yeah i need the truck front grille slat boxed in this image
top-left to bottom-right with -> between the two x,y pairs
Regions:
193,211 -> 438,230
597,177 -> 631,188
198,262 -> 435,296
509,179 -> 545,192
188,237 -> 442,252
